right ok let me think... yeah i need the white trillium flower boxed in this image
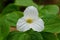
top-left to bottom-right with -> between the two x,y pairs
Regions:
16,6 -> 44,32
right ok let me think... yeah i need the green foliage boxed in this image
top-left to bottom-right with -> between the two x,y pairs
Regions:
3,11 -> 23,27
39,5 -> 59,16
1,4 -> 19,16
0,0 -> 60,40
0,3 -> 23,40
15,0 -> 37,6
41,32 -> 58,40
0,17 -> 10,40
6,30 -> 43,40
38,5 -> 60,33
57,33 -> 60,40
43,15 -> 60,33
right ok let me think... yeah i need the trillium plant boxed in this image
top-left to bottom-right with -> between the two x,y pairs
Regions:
16,6 -> 44,32
0,0 -> 60,40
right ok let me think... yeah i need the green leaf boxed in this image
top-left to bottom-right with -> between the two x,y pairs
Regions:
1,4 -> 19,16
44,5 -> 59,15
3,11 -> 23,27
57,33 -> 60,40
41,32 -> 58,40
42,14 -> 60,33
0,17 -> 10,40
6,31 -> 31,40
15,0 -> 37,6
38,5 -> 60,33
0,11 -> 23,40
39,5 -> 59,16
0,3 -> 23,27
27,30 -> 43,40
6,30 -> 43,40
0,36 -> 3,40
0,3 -> 22,39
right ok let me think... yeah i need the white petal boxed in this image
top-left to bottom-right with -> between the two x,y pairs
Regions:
16,17 -> 30,32
35,18 -> 44,26
17,17 -> 25,28
18,23 -> 30,32
24,6 -> 38,18
30,23 -> 44,32
30,18 -> 44,32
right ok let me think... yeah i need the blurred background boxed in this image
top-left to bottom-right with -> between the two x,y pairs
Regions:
0,0 -> 60,13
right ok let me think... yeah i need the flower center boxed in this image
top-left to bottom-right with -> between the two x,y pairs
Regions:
26,18 -> 33,24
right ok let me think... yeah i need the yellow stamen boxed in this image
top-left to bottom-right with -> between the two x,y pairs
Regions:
26,18 -> 33,24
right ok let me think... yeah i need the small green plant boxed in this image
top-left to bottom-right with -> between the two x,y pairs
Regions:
0,0 -> 60,40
